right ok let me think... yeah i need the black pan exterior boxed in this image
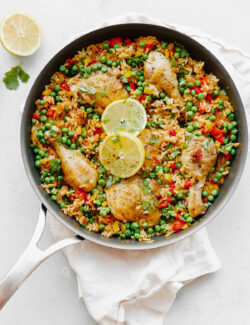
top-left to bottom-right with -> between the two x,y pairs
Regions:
20,24 -> 248,250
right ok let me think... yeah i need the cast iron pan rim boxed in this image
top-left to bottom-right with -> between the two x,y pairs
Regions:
20,23 -> 248,250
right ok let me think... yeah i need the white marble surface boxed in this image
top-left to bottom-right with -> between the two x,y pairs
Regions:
0,0 -> 250,324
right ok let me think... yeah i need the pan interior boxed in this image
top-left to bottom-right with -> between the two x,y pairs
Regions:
20,23 -> 248,250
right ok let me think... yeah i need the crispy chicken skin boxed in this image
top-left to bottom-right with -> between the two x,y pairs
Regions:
181,137 -> 217,217
187,183 -> 206,218
105,176 -> 161,226
138,129 -> 163,170
53,141 -> 98,192
69,73 -> 128,109
144,51 -> 184,104
181,137 -> 217,185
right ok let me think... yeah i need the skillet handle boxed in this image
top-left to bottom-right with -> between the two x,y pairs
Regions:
0,204 -> 83,310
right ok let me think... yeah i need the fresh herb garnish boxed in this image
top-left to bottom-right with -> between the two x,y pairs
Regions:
3,63 -> 29,90
49,159 -> 61,175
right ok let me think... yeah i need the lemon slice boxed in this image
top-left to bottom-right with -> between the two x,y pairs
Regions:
101,99 -> 147,136
99,132 -> 145,178
0,12 -> 41,56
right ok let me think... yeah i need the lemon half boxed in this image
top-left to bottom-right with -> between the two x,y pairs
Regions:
99,132 -> 145,178
0,12 -> 41,56
101,99 -> 147,136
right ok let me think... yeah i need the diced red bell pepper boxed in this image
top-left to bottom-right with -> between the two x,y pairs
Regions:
139,95 -> 146,102
206,94 -> 213,102
76,188 -> 88,201
144,43 -> 154,50
159,196 -> 171,208
147,116 -> 150,122
184,179 -> 192,189
173,219 -> 186,232
196,153 -> 203,161
152,156 -> 160,164
124,38 -> 132,45
109,37 -> 122,47
40,94 -> 44,99
93,127 -> 102,135
168,128 -> 176,136
46,109 -> 56,117
87,60 -> 96,66
73,132 -> 78,141
210,126 -> 225,144
60,82 -> 70,92
170,162 -> 176,170
45,164 -> 50,170
130,82 -> 136,91
65,58 -> 74,65
33,113 -> 40,120
193,86 -> 202,94
169,182 -> 175,189
200,126 -> 205,135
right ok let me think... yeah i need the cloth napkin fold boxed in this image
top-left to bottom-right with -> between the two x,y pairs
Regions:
45,13 -> 250,325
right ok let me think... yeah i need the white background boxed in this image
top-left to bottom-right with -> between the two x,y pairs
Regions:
0,0 -> 250,324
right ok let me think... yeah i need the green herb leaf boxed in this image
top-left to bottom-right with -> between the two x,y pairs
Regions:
3,64 -> 30,90
149,138 -> 160,144
79,86 -> 97,95
49,159 -> 61,175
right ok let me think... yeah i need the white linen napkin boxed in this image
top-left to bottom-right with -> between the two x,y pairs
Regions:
44,13 -> 250,325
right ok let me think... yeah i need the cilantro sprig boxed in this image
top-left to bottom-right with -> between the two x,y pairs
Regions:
3,63 -> 30,90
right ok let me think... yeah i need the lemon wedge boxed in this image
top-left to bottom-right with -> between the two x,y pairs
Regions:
99,132 -> 145,178
101,98 -> 147,136
0,12 -> 41,56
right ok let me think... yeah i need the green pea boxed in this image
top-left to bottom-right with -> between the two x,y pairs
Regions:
102,43 -> 109,49
176,162 -> 182,168
71,143 -> 76,149
209,115 -> 216,121
40,116 -> 47,123
230,134 -> 236,141
186,101 -> 192,110
35,160 -> 40,167
191,90 -> 196,96
81,131 -> 87,138
72,65 -> 78,72
213,177 -> 218,183
191,106 -> 198,113
155,225 -> 161,232
230,148 -> 236,155
136,89 -> 142,96
99,224 -> 106,231
50,91 -> 56,97
231,128 -> 238,135
187,111 -> 194,118
40,139 -> 46,144
106,60 -> 112,66
32,119 -> 37,125
197,93 -> 205,100
44,177 -> 50,184
187,125 -> 194,132
61,136 -> 68,144
80,147 -> 85,154
88,218 -> 94,224
97,63 -> 102,70
59,65 -> 65,72
131,71 -> 137,78
225,161 -> 231,166
139,42 -> 145,48
195,80 -> 201,86
229,113 -> 235,121
98,178 -> 106,186
218,100 -> 224,105
131,222 -> 139,229
55,95 -> 61,102
186,217 -> 193,223
184,89 -> 190,95
114,176 -> 120,183
208,195 -> 214,202
54,85 -> 60,92
86,107 -> 93,113
204,203 -> 210,208
216,172 -> 222,179
218,105 -> 224,111
163,167 -> 170,173
225,109 -> 231,116
232,121 -> 237,127
51,195 -> 57,201
147,227 -> 154,234
64,68 -> 69,75
134,233 -> 140,240
92,64 -> 98,71
100,55 -> 107,63
150,172 -> 156,179
101,66 -> 108,73
161,42 -> 167,49
40,100 -> 45,106
211,189 -> 219,196
157,179 -> 163,185
188,82 -> 194,88
142,54 -> 148,60
160,92 -> 166,99
213,89 -> 219,96
125,229 -> 131,237
202,190 -> 208,197
177,193 -> 184,199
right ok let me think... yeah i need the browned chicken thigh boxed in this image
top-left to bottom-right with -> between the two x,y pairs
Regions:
105,176 -> 161,226
53,141 -> 98,192
181,137 -> 217,217
144,51 -> 184,105
69,73 -> 128,109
